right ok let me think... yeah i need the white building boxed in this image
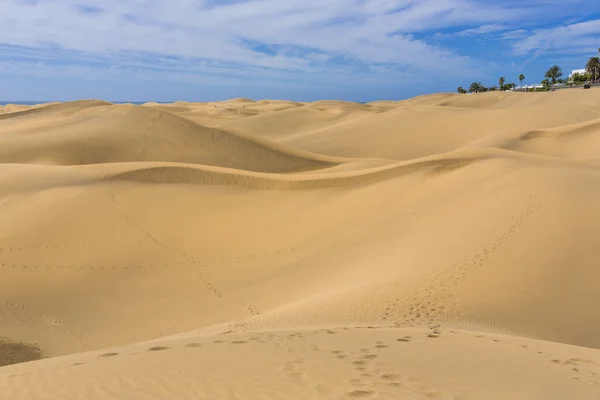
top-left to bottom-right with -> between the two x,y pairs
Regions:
514,84 -> 544,91
569,68 -> 587,79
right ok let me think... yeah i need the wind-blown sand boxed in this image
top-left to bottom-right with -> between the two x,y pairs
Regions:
1,90 -> 600,399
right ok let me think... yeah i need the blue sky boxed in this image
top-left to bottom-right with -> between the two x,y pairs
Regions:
0,0 -> 599,102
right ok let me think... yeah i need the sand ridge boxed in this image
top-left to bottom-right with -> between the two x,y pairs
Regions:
1,89 -> 600,399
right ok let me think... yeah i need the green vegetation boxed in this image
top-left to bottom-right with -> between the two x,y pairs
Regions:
542,78 -> 550,88
571,72 -> 591,84
544,65 -> 562,84
456,49 -> 600,94
586,57 -> 600,82
468,82 -> 485,93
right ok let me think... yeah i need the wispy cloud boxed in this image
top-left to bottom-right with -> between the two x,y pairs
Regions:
512,19 -> 600,56
0,1 -> 536,75
454,24 -> 511,36
0,0 -> 598,99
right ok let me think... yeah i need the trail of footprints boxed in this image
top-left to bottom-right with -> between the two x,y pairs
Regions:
1,301 -> 88,351
452,330 -> 600,388
4,326 -> 594,396
0,240 -> 146,252
100,177 -> 363,333
384,185 -> 547,331
0,262 -> 162,271
314,328 -> 452,398
2,178 -> 360,279
104,178 -> 260,327
0,179 -> 363,341
105,178 -> 227,302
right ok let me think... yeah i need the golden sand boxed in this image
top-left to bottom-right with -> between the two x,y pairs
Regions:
1,90 -> 600,399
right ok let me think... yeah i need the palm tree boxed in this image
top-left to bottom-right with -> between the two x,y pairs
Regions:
469,82 -> 484,93
585,57 -> 600,83
519,74 -> 525,88
499,76 -> 505,90
545,65 -> 563,85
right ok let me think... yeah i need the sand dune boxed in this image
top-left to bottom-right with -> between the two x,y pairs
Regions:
0,100 -> 109,121
0,101 -> 341,172
2,89 -> 600,399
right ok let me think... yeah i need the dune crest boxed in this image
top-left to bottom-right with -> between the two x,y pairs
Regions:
2,90 -> 600,399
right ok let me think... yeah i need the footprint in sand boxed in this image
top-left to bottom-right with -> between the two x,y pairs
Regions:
346,389 -> 377,398
353,360 -> 368,367
147,346 -> 170,352
98,352 -> 119,358
70,362 -> 86,367
381,373 -> 402,382
42,314 -> 62,326
280,358 -> 308,382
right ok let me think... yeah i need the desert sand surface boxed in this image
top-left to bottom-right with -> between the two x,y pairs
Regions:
1,90 -> 600,399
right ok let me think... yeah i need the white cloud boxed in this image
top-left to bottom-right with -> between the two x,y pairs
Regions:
455,24 -> 511,36
497,29 -> 529,41
512,19 -> 600,56
0,0 -> 597,89
433,23 -> 512,39
0,0 -> 528,78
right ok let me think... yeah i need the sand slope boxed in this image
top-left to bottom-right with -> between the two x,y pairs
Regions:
2,89 -> 600,399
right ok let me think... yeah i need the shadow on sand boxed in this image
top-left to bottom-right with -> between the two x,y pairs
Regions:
0,339 -> 43,366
